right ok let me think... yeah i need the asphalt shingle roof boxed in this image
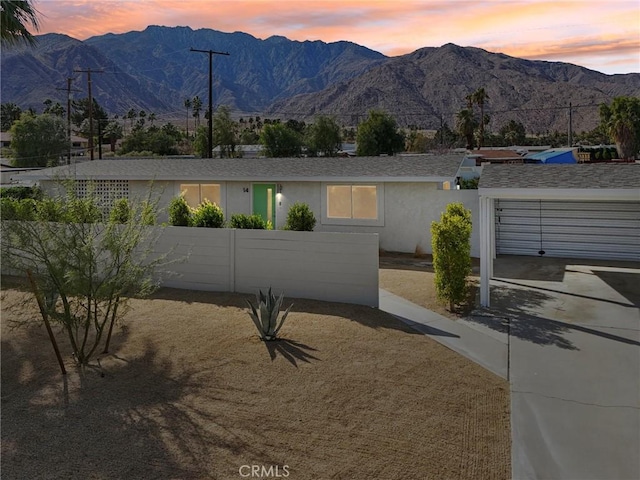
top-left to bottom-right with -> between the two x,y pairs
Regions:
16,155 -> 464,182
479,163 -> 640,190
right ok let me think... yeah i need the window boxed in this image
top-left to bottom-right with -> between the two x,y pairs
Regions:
323,184 -> 383,226
180,183 -> 221,207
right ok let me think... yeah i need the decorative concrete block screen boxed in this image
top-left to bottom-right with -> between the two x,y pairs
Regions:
153,227 -> 379,307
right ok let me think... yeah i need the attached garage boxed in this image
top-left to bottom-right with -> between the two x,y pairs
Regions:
478,163 -> 640,306
495,199 -> 639,261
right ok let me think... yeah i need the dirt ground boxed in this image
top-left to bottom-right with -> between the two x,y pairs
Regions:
1,270 -> 509,480
379,252 -> 481,319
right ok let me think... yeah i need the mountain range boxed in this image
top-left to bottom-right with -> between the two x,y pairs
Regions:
2,25 -> 639,133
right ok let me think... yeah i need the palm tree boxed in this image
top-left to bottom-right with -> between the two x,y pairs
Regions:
125,108 -> 137,132
148,113 -> 156,126
192,96 -> 202,128
472,87 -> 489,149
1,0 -> 40,46
456,109 -> 476,150
600,97 -> 640,160
183,98 -> 192,137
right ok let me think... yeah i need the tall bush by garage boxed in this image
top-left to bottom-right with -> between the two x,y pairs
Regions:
430,203 -> 472,311
168,195 -> 192,226
192,200 -> 225,228
284,202 -> 316,231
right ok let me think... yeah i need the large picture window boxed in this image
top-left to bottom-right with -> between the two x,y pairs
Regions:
323,183 -> 383,226
327,185 -> 378,219
180,183 -> 221,207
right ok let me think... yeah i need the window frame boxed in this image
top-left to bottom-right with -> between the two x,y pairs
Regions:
321,182 -> 384,226
177,182 -> 224,210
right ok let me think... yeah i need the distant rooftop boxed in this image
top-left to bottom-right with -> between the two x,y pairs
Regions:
15,155 -> 465,183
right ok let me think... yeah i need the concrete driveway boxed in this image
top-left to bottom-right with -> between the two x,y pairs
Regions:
474,256 -> 640,480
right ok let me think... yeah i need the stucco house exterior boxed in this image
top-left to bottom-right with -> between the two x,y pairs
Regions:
477,163 -> 640,306
14,154 -> 481,256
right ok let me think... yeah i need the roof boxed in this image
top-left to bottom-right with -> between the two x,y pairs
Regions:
525,148 -> 576,161
15,155 -> 465,183
478,163 -> 640,201
467,150 -> 522,160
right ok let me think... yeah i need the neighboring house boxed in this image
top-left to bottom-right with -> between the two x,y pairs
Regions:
0,132 -> 11,149
1,163 -> 43,185
0,131 -> 89,157
477,163 -> 640,306
467,149 -> 524,166
14,155 -> 481,256
525,148 -> 577,164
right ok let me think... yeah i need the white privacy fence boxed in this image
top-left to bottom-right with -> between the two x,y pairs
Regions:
154,227 -> 380,307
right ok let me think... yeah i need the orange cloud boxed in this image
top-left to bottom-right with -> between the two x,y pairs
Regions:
33,0 -> 640,74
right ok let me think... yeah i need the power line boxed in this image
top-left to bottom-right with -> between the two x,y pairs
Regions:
56,78 -> 82,165
190,48 -> 230,158
74,68 -> 104,161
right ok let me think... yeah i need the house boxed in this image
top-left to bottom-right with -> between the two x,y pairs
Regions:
0,132 -> 11,149
477,163 -> 640,306
467,149 -> 524,166
0,131 -> 89,157
13,154 -> 480,256
525,148 -> 577,164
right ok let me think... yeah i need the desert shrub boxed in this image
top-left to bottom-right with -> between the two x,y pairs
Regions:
0,186 -> 43,201
431,203 -> 472,311
229,213 -> 267,229
246,288 -> 293,341
192,200 -> 225,228
1,198 -> 37,221
284,202 -> 316,231
168,195 -> 191,226
109,198 -> 132,224
35,197 -> 65,222
459,177 -> 479,189
140,201 -> 157,226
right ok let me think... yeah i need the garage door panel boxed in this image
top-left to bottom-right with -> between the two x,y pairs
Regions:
500,225 -> 640,245
498,216 -> 637,228
496,200 -> 640,261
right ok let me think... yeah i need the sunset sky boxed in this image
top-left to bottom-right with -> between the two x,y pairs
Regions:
33,0 -> 640,75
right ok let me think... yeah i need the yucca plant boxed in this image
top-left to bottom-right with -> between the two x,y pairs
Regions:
246,288 -> 293,341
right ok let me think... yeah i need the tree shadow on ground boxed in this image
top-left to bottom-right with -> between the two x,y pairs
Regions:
149,287 -> 426,337
469,284 -> 578,350
470,283 -> 640,349
0,322 -> 277,479
262,338 -> 320,367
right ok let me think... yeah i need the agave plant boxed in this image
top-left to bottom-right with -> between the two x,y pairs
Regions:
246,288 -> 293,341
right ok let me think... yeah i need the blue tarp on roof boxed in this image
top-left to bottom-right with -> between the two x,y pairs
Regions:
525,148 -> 577,164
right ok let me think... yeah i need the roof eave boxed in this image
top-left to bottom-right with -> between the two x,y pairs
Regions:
479,187 -> 640,201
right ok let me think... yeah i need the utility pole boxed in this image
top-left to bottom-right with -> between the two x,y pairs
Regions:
190,48 -> 230,158
74,68 -> 104,160
568,102 -> 573,147
56,77 -> 81,165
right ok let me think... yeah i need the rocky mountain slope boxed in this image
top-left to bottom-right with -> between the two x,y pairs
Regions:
2,27 -> 638,133
268,43 -> 640,132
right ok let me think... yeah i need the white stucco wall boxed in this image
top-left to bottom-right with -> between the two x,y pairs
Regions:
274,181 -> 480,257
160,180 -> 480,257
40,178 -> 479,257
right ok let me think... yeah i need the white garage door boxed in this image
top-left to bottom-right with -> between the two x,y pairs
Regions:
495,200 -> 640,261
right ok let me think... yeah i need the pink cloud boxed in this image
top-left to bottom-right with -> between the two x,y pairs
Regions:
32,0 -> 640,74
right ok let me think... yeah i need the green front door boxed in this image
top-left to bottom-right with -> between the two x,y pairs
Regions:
252,184 -> 276,226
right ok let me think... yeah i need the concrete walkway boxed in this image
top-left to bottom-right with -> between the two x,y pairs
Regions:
379,288 -> 509,379
379,275 -> 640,480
